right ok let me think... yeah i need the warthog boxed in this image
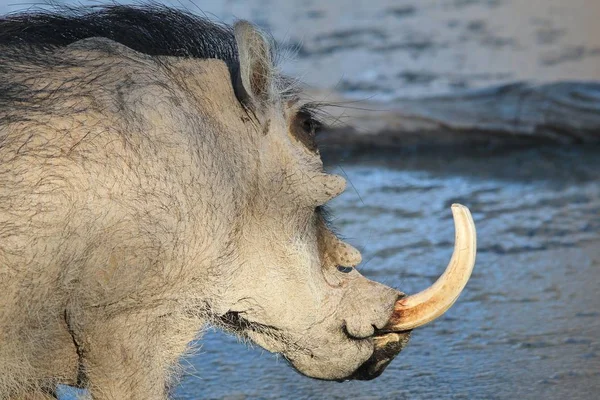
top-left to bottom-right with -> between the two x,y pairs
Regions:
0,5 -> 477,399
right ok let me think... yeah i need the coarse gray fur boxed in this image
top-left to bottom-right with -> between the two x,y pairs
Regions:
0,6 -> 409,399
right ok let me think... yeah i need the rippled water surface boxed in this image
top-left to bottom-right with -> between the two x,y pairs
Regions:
166,146 -> 600,400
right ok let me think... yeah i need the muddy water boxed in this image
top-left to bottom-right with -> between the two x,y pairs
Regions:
166,146 -> 600,400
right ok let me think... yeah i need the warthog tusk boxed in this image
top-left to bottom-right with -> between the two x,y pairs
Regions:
385,204 -> 477,331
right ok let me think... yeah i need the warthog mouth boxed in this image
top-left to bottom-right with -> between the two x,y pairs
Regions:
218,311 -> 281,336
220,310 -> 411,381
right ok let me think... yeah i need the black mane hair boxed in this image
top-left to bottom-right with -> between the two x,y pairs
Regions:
0,4 -> 240,84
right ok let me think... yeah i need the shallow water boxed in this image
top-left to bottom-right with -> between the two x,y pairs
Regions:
165,146 -> 600,400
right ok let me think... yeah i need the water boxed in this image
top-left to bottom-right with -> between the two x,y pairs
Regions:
167,146 -> 600,400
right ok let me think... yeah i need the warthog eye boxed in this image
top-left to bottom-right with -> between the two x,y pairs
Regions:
301,114 -> 320,135
337,266 -> 353,273
291,110 -> 322,153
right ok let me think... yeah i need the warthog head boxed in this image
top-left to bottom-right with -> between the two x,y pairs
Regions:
0,6 -> 476,394
215,20 -> 477,381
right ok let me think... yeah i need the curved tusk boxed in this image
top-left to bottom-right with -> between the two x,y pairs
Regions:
385,204 -> 477,331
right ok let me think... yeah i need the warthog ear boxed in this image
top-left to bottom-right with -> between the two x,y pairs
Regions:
234,21 -> 275,110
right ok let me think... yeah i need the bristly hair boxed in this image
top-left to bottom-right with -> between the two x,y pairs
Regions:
0,4 -> 241,89
0,3 -> 310,109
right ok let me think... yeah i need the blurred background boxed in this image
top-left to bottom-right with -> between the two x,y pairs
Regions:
2,1 -> 599,399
